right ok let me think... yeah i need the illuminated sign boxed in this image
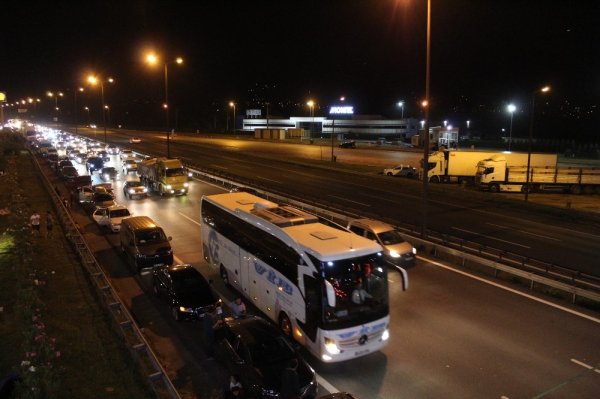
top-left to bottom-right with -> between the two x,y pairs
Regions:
329,106 -> 354,115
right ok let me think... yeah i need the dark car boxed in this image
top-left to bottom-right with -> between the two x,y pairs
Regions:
57,159 -> 74,169
60,165 -> 78,180
100,167 -> 118,180
152,264 -> 221,321
86,156 -> 104,173
338,140 -> 356,148
97,150 -> 110,162
214,316 -> 317,399
92,192 -> 116,209
122,180 -> 148,199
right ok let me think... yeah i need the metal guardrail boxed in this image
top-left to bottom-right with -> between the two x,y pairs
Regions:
32,153 -> 181,399
184,163 -> 600,308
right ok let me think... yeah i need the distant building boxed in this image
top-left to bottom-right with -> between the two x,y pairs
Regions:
242,115 -> 419,141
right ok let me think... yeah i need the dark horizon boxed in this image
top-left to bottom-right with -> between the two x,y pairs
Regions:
2,1 -> 599,140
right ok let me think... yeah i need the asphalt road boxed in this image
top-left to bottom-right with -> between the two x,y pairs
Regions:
45,141 -> 600,398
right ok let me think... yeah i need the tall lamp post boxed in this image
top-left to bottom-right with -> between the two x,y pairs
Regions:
397,101 -> 404,119
46,91 -> 63,129
524,86 -> 550,201
84,106 -> 90,126
421,0 -> 432,239
507,104 -> 516,151
74,87 -> 84,136
307,100 -> 315,141
229,101 -> 236,133
146,53 -> 183,158
87,75 -> 114,144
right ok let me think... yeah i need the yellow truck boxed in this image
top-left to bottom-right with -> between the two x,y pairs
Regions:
137,157 -> 188,196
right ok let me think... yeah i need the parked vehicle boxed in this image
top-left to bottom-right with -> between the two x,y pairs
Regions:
86,156 -> 104,173
348,218 -> 415,277
422,150 -> 557,184
92,205 -> 131,232
59,165 -> 78,180
152,264 -> 221,321
138,157 -> 188,196
214,316 -> 317,399
119,216 -> 173,272
383,165 -> 417,178
477,154 -> 600,194
92,192 -> 116,209
122,180 -> 148,199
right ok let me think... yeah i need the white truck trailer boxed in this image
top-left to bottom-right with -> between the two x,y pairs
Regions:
422,150 -> 555,183
477,154 -> 600,194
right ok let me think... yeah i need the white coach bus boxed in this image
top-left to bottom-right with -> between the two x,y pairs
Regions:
201,192 -> 391,362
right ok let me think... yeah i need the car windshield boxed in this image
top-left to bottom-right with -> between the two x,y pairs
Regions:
136,229 -> 166,245
172,273 -> 208,294
248,334 -> 295,366
165,167 -> 185,177
109,208 -> 130,218
318,253 -> 389,328
94,193 -> 113,202
377,230 -> 405,245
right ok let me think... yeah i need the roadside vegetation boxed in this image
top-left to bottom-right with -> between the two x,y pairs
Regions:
0,133 -> 152,398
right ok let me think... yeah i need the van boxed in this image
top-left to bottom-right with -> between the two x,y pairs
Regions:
119,216 -> 173,272
347,218 -> 416,269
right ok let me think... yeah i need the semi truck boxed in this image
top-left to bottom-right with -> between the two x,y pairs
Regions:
422,150 -> 557,183
476,154 -> 600,194
137,157 -> 188,196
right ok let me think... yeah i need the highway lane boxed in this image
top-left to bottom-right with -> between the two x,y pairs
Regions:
59,149 -> 600,398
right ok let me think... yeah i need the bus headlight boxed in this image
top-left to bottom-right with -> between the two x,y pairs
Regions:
324,337 -> 340,355
382,328 -> 390,341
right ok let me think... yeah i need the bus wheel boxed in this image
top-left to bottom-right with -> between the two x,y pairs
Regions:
220,266 -> 230,286
279,313 -> 292,338
489,184 -> 500,193
429,176 -> 440,183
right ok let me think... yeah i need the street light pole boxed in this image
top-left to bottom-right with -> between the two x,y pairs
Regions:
421,0 -> 431,239
229,102 -> 236,133
164,62 -> 171,157
74,87 -> 83,136
525,86 -> 550,201
398,101 -> 404,119
507,104 -> 516,151
100,82 -> 107,144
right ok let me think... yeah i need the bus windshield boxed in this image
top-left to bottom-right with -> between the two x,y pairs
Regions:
318,253 -> 388,329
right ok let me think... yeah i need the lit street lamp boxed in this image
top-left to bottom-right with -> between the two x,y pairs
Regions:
87,75 -> 114,144
229,101 -> 236,133
421,0 -> 432,239
507,104 -> 516,151
146,53 -> 183,158
74,87 -> 84,135
524,86 -> 550,201
307,100 -> 315,141
84,106 -> 90,125
46,91 -> 63,128
397,101 -> 404,119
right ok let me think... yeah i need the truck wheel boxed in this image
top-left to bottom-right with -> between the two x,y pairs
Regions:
429,176 -> 440,183
489,184 -> 500,193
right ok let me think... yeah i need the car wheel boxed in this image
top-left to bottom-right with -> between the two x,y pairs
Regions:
171,307 -> 181,321
220,266 -> 230,286
279,313 -> 292,339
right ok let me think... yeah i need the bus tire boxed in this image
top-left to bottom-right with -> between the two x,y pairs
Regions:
220,266 -> 230,286
279,313 -> 292,339
489,184 -> 500,193
429,176 -> 440,183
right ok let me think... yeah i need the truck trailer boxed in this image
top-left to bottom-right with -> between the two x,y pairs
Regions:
422,150 -> 556,183
137,157 -> 189,196
477,155 -> 600,194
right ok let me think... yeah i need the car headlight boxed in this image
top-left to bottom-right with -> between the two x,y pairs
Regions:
183,182 -> 189,188
165,184 -> 172,190
104,174 -> 109,179
389,250 -> 401,258
324,337 -> 341,355
382,328 -> 390,341
412,247 -> 417,255
178,306 -> 193,313
142,188 -> 148,193
128,189 -> 135,194
187,171 -> 193,177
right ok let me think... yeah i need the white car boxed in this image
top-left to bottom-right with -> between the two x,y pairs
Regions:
129,137 -> 141,144
122,159 -> 138,174
92,205 -> 132,233
119,149 -> 134,161
383,165 -> 417,178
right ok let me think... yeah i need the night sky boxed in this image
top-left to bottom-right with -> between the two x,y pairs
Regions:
2,0 -> 599,139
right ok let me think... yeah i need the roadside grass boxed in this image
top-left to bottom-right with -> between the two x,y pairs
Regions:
0,144 -> 152,398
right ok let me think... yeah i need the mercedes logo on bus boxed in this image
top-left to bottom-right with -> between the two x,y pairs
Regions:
358,334 -> 368,345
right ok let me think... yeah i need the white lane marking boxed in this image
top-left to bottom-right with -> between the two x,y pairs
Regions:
452,227 -> 531,249
255,176 -> 282,183
316,374 -> 341,396
487,223 -> 562,242
421,256 -> 600,324
210,164 -> 229,169
571,358 -> 600,374
178,212 -> 201,227
328,195 -> 371,207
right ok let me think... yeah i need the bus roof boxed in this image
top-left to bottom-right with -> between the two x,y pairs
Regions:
203,192 -> 382,261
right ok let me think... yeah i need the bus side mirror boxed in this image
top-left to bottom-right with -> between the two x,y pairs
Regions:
324,280 -> 336,308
